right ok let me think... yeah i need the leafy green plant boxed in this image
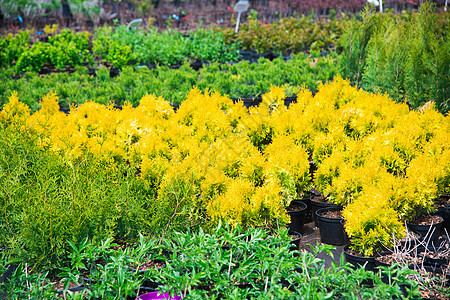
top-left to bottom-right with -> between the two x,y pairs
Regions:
13,29 -> 92,74
93,26 -> 133,69
222,15 -> 349,54
1,51 -> 337,111
0,122 -> 156,271
0,31 -> 30,69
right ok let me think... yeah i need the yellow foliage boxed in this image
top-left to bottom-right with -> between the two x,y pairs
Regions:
343,187 -> 405,257
0,91 -> 30,127
4,77 -> 447,239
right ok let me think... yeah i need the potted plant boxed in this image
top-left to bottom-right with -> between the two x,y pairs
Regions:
342,189 -> 406,271
315,207 -> 345,246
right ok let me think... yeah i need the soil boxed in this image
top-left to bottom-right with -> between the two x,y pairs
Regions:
52,278 -> 80,291
287,204 -> 305,212
425,251 -> 450,261
410,214 -> 443,226
320,210 -> 342,219
131,259 -> 166,271
311,195 -> 327,202
345,247 -> 372,258
375,252 -> 422,266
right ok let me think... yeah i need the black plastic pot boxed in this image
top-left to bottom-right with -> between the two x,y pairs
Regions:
311,198 -> 340,227
341,219 -> 350,245
374,251 -> 395,270
420,246 -> 449,269
56,281 -> 85,295
230,97 -> 261,109
407,215 -> 444,248
288,230 -> 302,252
423,255 -> 448,269
284,96 -> 297,108
343,245 -> 377,272
316,207 -> 345,246
397,230 -> 422,250
436,205 -> 450,233
286,201 -> 307,234
0,249 -> 18,288
296,195 -> 312,223
239,50 -> 253,62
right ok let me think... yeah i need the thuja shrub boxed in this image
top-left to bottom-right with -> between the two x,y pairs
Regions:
0,95 -> 154,270
313,100 -> 448,255
14,29 -> 91,74
339,3 -> 450,113
5,76 -> 447,264
1,87 -> 313,249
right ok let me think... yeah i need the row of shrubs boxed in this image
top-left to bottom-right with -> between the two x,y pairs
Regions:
0,14 -> 347,73
0,52 -> 337,112
1,4 -> 448,113
1,76 -> 449,271
1,225 -> 421,299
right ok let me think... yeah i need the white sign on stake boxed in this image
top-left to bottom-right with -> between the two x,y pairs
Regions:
234,0 -> 250,33
367,0 -> 383,13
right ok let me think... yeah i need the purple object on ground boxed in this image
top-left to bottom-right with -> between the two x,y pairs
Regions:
137,292 -> 183,300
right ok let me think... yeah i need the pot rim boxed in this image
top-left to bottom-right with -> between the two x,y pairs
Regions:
286,200 -> 307,212
315,207 -> 343,220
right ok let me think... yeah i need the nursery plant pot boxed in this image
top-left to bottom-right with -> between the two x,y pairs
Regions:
137,291 -> 183,300
436,204 -> 450,233
231,97 -> 261,109
343,245 -> 377,272
316,207 -> 345,246
56,281 -> 85,295
286,201 -> 307,233
284,96 -> 297,108
341,219 -> 350,245
407,215 -> 444,248
397,230 -> 422,251
288,230 -> 302,252
374,251 -> 395,269
239,50 -> 253,61
420,246 -> 449,269
311,197 -> 340,227
374,251 -> 416,271
296,194 -> 313,223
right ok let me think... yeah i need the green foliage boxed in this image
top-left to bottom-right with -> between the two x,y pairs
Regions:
221,15 -> 349,53
0,31 -> 30,69
48,29 -> 92,70
339,4 -> 450,113
0,225 -> 423,299
0,52 -> 337,111
338,6 -> 379,87
197,52 -> 337,99
93,27 -> 133,69
0,125 -> 154,271
94,24 -> 240,67
14,29 -> 92,74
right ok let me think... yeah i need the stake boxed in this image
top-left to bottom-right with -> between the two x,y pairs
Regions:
235,11 -> 242,33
